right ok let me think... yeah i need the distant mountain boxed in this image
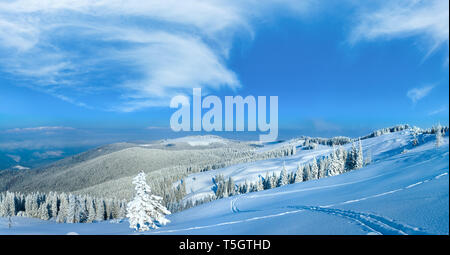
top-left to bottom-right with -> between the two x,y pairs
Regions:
0,137 -> 264,200
0,147 -> 90,171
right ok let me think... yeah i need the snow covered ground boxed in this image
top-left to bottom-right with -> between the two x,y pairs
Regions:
181,130 -> 420,202
0,131 -> 448,235
161,135 -> 228,146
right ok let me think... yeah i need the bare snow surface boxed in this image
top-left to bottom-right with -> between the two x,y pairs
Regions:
0,131 -> 448,235
11,165 -> 30,170
162,135 -> 228,146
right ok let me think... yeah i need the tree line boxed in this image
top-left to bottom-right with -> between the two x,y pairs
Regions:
0,191 -> 127,223
212,140 -> 364,199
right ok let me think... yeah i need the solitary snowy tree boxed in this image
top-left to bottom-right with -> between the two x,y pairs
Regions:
127,172 -> 171,231
435,124 -> 442,148
356,140 -> 364,169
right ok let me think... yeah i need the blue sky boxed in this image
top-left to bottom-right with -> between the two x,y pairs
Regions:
0,0 -> 448,149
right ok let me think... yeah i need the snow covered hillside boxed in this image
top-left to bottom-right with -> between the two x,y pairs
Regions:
160,135 -> 228,147
1,131 -> 448,235
180,129 -> 431,203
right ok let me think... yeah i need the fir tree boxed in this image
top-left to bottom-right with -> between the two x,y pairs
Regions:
87,197 -> 97,223
318,159 -> 327,179
302,164 -> 311,181
67,194 -> 76,223
49,192 -> 58,219
126,172 -> 171,231
327,148 -> 344,176
263,172 -> 271,190
294,164 -> 303,183
56,193 -> 69,223
227,177 -> 235,196
435,123 -> 442,148
256,177 -> 264,191
95,198 -> 105,221
271,172 -> 278,188
346,142 -> 358,170
38,202 -> 50,220
310,157 -> 318,179
356,139 -> 364,169
277,163 -> 289,187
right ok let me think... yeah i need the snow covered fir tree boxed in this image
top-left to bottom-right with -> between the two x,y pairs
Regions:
126,172 -> 171,231
0,191 -> 127,223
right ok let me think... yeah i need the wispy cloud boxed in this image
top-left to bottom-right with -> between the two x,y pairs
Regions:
6,154 -> 21,162
146,126 -> 169,130
0,0 -> 315,112
407,85 -> 434,104
3,1 -> 445,112
428,106 -> 448,116
6,126 -> 75,133
32,150 -> 64,159
351,0 -> 449,57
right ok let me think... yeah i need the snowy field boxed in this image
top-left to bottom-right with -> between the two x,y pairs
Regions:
0,132 -> 448,235
181,130 -> 428,202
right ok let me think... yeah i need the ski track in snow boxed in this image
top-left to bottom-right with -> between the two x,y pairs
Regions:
151,171 -> 447,234
324,172 -> 448,207
231,197 -> 240,213
151,208 -> 305,234
287,206 -> 428,235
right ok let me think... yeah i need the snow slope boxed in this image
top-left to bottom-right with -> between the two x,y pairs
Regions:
181,130 -> 418,202
1,132 -> 448,235
161,135 -> 228,146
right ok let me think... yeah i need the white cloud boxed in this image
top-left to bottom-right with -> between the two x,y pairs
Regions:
407,85 -> 434,104
6,126 -> 75,133
6,154 -> 21,162
32,150 -> 64,159
0,0 -> 315,111
1,1 -> 447,112
146,126 -> 168,130
428,106 -> 448,116
351,0 -> 449,56
108,30 -> 240,111
0,18 -> 39,51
